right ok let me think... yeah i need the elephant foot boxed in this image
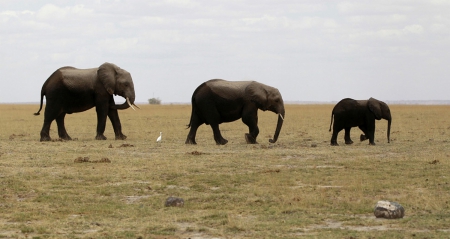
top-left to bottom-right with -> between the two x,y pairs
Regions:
40,132 -> 52,142
95,134 -> 107,140
185,138 -> 197,145
40,136 -> 52,142
345,139 -> 354,145
215,138 -> 228,145
330,140 -> 339,146
59,135 -> 72,141
369,141 -> 376,145
245,133 -> 258,144
360,134 -> 367,141
115,134 -> 127,140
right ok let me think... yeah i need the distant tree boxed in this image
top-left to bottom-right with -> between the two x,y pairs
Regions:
148,97 -> 162,105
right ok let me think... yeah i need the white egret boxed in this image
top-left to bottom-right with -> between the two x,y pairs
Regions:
156,132 -> 162,143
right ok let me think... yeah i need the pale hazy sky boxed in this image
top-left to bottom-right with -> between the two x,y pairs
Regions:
1,0 -> 449,103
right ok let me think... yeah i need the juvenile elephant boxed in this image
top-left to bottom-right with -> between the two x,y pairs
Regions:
185,79 -> 285,145
329,97 -> 391,146
34,62 -> 139,141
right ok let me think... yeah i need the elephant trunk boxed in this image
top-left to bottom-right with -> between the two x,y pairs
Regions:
112,99 -> 131,110
269,111 -> 285,143
111,96 -> 139,110
387,116 -> 391,143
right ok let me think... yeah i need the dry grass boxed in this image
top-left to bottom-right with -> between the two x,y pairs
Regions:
0,104 -> 450,238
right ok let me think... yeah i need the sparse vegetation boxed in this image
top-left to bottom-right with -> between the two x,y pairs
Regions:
148,97 -> 162,104
0,104 -> 449,238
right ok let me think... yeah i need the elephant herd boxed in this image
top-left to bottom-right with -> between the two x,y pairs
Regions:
34,63 -> 392,146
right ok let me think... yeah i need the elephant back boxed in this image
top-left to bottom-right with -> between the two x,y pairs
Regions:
333,98 -> 358,113
206,79 -> 252,100
61,68 -> 97,93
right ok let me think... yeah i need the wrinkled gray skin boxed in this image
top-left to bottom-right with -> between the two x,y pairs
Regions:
34,62 -> 137,141
186,79 -> 285,145
329,97 -> 392,146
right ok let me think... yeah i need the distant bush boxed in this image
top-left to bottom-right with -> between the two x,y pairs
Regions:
148,97 -> 162,105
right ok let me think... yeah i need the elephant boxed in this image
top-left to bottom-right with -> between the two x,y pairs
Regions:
34,62 -> 139,142
329,97 -> 391,146
185,79 -> 285,145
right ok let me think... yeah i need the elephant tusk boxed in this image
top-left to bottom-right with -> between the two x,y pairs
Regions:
279,114 -> 284,121
133,103 -> 141,109
126,97 -> 136,111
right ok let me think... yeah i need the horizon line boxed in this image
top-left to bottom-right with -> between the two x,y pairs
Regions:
3,100 -> 450,105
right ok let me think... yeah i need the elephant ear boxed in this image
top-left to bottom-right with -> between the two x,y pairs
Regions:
368,97 -> 382,120
246,81 -> 268,110
97,62 -> 117,95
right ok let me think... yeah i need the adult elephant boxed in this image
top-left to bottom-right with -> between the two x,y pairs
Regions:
329,97 -> 391,146
185,79 -> 285,145
34,62 -> 139,142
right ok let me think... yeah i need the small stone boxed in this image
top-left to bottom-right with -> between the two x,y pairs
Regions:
311,144 -> 317,147
165,197 -> 184,207
374,200 -> 405,219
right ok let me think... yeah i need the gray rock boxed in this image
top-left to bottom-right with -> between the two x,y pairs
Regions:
165,197 -> 184,207
374,200 -> 405,219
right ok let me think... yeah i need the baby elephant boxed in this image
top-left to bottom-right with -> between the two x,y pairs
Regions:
329,97 -> 392,146
34,62 -> 138,141
185,79 -> 285,145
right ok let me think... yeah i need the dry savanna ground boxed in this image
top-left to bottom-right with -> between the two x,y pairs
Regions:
0,104 -> 449,239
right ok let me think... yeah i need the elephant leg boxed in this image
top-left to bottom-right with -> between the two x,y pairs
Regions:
39,104 -> 57,141
55,113 -> 72,140
358,125 -> 368,141
186,125 -> 199,144
108,108 -> 127,140
210,124 -> 228,145
330,126 -> 341,146
39,120 -> 52,142
95,106 -> 108,140
368,128 -> 376,145
185,113 -> 203,145
242,111 -> 259,144
198,103 -> 227,145
368,135 -> 376,145
344,127 -> 353,144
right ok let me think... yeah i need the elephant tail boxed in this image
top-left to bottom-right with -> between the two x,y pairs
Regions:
329,112 -> 334,132
34,91 -> 45,116
186,117 -> 192,129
